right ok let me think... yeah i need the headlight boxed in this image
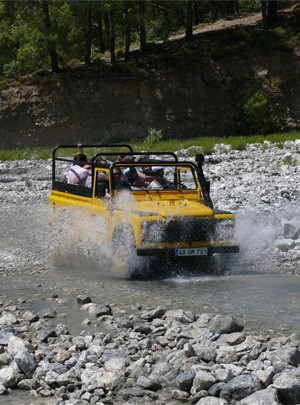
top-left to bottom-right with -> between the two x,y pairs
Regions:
214,219 -> 235,241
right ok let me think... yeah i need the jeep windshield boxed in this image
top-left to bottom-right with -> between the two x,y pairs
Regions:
111,162 -> 199,193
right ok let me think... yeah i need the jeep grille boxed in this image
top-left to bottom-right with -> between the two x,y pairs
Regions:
141,218 -> 216,243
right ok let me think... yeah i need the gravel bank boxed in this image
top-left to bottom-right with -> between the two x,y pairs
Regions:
0,141 -> 299,404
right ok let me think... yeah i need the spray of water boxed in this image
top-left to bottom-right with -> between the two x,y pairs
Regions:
235,202 -> 300,272
4,195 -> 297,280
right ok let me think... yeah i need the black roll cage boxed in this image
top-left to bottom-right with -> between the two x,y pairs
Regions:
51,144 -> 213,207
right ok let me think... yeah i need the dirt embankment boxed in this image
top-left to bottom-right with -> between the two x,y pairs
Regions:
1,8 -> 300,149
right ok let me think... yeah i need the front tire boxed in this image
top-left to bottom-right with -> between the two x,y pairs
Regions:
112,224 -> 136,276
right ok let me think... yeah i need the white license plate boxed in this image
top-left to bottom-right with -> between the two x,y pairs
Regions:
175,248 -> 208,257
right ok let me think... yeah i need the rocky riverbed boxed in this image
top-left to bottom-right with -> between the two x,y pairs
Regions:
0,140 -> 300,404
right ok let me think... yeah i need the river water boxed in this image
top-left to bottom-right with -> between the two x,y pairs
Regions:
5,258 -> 298,340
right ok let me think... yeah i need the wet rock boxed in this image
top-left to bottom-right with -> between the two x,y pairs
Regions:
141,306 -> 166,320
282,221 -> 300,240
77,295 -> 92,305
207,314 -> 244,334
38,307 -> 57,318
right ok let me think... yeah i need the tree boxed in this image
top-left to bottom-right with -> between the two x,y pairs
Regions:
108,9 -> 116,64
85,5 -> 92,66
124,0 -> 130,60
139,0 -> 146,57
185,0 -> 193,41
41,0 -> 59,73
262,0 -> 278,30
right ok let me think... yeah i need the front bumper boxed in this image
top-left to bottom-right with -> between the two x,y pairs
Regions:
137,245 -> 239,256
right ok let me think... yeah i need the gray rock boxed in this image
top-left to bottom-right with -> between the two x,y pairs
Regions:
119,319 -> 134,329
282,221 -> 300,240
219,374 -> 262,402
0,383 -> 8,395
137,375 -> 162,391
171,389 -> 190,400
208,382 -> 227,397
0,329 -> 15,346
195,397 -> 228,404
0,365 -> 18,388
267,347 -> 300,368
236,387 -> 280,404
176,370 -> 195,392
192,370 -> 217,393
22,310 -> 39,322
13,349 -> 37,378
38,307 -> 57,318
192,344 -> 217,362
207,315 -> 244,334
272,371 -> 300,404
55,323 -> 70,336
141,306 -> 166,320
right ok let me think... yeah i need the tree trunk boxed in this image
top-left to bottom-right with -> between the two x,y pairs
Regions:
85,7 -> 92,66
262,0 -> 268,30
210,1 -> 218,23
97,12 -> 106,54
185,0 -> 193,42
226,1 -> 240,15
41,0 -> 59,73
262,0 -> 278,30
139,0 -> 147,57
124,1 -> 130,60
108,10 -> 116,64
267,0 -> 278,28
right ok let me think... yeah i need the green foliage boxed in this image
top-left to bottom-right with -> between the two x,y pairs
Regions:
2,60 -> 20,78
143,128 -> 163,148
0,0 -> 299,79
174,45 -> 205,67
242,91 -> 269,122
118,63 -> 148,78
25,179 -> 32,188
1,132 -> 300,161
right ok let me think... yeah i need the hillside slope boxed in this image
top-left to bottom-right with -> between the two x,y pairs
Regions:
0,7 -> 299,149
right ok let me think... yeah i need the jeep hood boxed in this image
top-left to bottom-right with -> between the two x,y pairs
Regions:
119,199 -> 214,218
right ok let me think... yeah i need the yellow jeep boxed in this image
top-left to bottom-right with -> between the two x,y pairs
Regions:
49,144 -> 239,278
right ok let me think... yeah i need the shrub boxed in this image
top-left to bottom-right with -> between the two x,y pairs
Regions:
2,60 -> 21,78
242,91 -> 269,122
143,128 -> 163,148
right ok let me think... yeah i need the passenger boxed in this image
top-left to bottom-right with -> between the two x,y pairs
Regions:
112,167 -> 132,191
66,152 -> 90,186
136,155 -> 158,186
147,166 -> 172,189
85,157 -> 109,188
122,155 -> 144,188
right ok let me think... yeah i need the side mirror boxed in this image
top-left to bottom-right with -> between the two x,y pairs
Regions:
96,182 -> 106,198
206,180 -> 210,194
195,154 -> 205,167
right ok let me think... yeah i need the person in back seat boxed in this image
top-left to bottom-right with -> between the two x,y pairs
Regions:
85,157 -> 109,188
66,152 -> 90,186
